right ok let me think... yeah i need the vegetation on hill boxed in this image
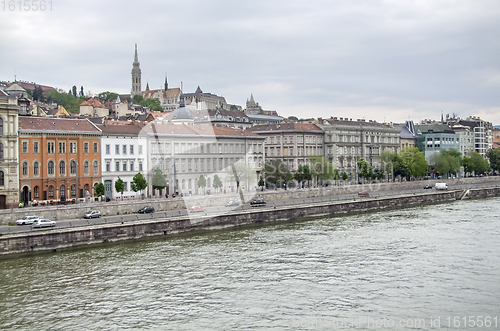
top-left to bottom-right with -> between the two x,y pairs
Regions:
46,89 -> 84,113
132,95 -> 162,111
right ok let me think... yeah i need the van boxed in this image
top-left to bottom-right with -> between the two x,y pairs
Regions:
435,183 -> 448,190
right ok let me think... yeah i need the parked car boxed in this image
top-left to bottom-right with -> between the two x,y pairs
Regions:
16,215 -> 40,225
424,185 -> 433,189
250,199 -> 266,207
188,205 -> 206,212
32,219 -> 56,228
84,210 -> 101,219
225,200 -> 240,207
358,192 -> 370,197
138,206 -> 155,214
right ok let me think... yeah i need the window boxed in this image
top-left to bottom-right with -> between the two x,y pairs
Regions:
139,162 -> 143,171
123,145 -> 127,155
84,142 -> 89,154
49,185 -> 54,197
22,162 -> 28,176
84,161 -> 89,174
130,145 -> 134,155
70,142 -> 77,154
33,141 -> 39,154
122,162 -> 127,172
139,145 -> 143,155
0,118 -> 2,135
59,161 -> 66,175
130,161 -> 134,171
84,184 -> 89,194
48,161 -> 54,175
0,143 -> 3,159
0,171 -> 3,186
106,144 -> 110,154
70,160 -> 77,174
115,144 -> 120,154
71,184 -> 76,196
106,162 -> 110,172
22,141 -> 28,154
93,161 -> 98,174
34,162 -> 39,175
60,185 -> 65,198
34,186 -> 39,198
115,161 -> 120,171
59,142 -> 66,154
94,142 -> 98,154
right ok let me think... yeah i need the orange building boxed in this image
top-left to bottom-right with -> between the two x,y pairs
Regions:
18,117 -> 102,204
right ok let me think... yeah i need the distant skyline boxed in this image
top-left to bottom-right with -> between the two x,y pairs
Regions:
1,1 -> 499,124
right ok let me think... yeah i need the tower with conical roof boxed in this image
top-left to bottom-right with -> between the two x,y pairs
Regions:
131,43 -> 142,97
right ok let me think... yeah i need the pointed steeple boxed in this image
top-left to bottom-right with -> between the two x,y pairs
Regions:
134,43 -> 139,63
164,74 -> 168,91
250,93 -> 255,103
131,43 -> 142,97
146,82 -> 150,91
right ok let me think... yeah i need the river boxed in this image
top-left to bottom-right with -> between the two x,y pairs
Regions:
1,198 -> 499,330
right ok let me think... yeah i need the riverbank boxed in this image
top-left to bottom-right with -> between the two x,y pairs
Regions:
1,186 -> 499,257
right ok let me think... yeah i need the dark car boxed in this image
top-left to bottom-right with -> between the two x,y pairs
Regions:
424,185 -> 433,189
225,200 -> 240,207
250,199 -> 266,207
138,206 -> 155,214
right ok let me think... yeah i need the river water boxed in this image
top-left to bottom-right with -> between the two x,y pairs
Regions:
1,198 -> 499,330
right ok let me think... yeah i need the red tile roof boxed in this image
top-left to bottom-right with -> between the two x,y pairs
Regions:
80,97 -> 106,108
19,117 -> 101,133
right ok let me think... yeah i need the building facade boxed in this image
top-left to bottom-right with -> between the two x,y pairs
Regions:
248,123 -> 324,172
415,124 -> 460,161
98,123 -> 148,200
0,89 -> 20,209
18,118 -> 102,204
319,118 -> 400,180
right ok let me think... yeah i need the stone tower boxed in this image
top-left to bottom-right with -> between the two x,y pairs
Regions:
131,43 -> 142,97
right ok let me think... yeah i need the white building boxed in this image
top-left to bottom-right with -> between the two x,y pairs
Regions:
98,123 -> 148,200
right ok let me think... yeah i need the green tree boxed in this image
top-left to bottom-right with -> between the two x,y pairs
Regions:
80,86 -> 84,97
213,174 -> 223,193
333,169 -> 340,185
72,85 -> 77,97
400,146 -> 428,179
152,168 -> 167,192
309,155 -> 334,185
430,150 -> 461,178
97,91 -> 119,102
258,176 -> 265,190
131,173 -> 148,196
32,84 -> 45,102
95,183 -> 105,201
486,148 -> 500,173
132,94 -> 143,104
115,177 -> 125,200
46,89 -> 84,113
265,159 -> 292,188
293,164 -> 311,188
342,171 -> 348,181
357,158 -> 372,183
462,156 -> 472,176
140,98 -> 162,111
469,151 -> 490,175
197,175 -> 207,194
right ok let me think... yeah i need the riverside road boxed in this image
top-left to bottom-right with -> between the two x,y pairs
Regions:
2,180 -> 498,235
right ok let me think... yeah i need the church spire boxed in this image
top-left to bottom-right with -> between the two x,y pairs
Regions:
131,43 -> 142,97
164,74 -> 168,91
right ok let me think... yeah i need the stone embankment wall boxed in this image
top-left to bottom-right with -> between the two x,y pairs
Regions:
0,176 -> 498,225
1,186 -> 499,256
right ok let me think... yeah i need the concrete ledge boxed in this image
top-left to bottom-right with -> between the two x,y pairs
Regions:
3,187 -> 498,257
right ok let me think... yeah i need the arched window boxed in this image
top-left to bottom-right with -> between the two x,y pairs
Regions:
59,160 -> 66,175
93,160 -> 98,174
71,184 -> 76,196
34,161 -> 39,175
48,185 -> 54,197
84,161 -> 89,174
22,162 -> 28,176
84,183 -> 89,194
33,186 -> 39,198
60,185 -> 65,198
70,160 -> 77,174
48,161 -> 54,175
0,143 -> 3,159
182,179 -> 186,190
0,117 -> 3,135
0,171 -> 4,186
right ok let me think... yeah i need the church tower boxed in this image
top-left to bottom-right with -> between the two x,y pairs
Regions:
131,43 -> 142,97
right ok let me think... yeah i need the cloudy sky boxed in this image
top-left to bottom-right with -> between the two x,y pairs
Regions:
1,0 -> 499,124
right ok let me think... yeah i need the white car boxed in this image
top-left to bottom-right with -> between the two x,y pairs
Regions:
32,219 -> 56,228
84,210 -> 101,219
16,215 -> 40,225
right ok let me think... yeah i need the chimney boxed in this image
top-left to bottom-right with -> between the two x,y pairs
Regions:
318,117 -> 323,124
